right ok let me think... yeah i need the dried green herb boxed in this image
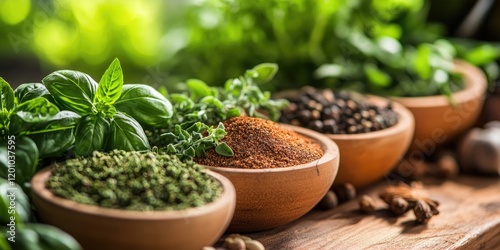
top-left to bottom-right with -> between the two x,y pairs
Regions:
46,150 -> 222,211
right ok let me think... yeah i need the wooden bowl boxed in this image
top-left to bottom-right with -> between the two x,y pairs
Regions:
205,124 -> 339,232
31,168 -> 236,250
392,61 -> 487,153
327,95 -> 415,188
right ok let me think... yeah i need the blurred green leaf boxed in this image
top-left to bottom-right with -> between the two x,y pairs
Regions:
463,44 -> 500,66
364,64 -> 391,87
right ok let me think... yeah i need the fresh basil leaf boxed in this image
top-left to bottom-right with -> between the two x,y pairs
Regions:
29,111 -> 81,132
95,58 -> 123,105
215,142 -> 234,157
28,128 -> 75,158
0,136 -> 39,187
14,83 -> 52,103
0,178 -> 31,224
7,226 -> 42,250
186,79 -> 212,100
0,77 -> 15,111
0,234 -> 10,250
114,84 -> 173,128
251,63 -> 278,84
9,97 -> 59,134
105,112 -> 150,151
74,115 -> 109,156
25,223 -> 82,250
43,70 -> 97,115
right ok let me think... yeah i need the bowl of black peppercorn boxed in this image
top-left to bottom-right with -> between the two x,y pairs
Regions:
277,86 -> 415,188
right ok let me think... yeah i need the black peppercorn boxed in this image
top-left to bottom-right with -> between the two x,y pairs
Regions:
279,87 -> 398,135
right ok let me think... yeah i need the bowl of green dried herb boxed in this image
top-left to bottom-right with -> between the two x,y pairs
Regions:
195,116 -> 340,232
31,150 -> 236,250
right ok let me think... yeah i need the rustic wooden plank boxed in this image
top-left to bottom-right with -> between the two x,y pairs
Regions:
246,176 -> 500,250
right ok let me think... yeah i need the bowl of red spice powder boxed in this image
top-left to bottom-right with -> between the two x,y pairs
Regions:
195,116 -> 340,232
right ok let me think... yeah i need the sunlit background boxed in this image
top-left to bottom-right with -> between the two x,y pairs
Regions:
1,0 -> 499,94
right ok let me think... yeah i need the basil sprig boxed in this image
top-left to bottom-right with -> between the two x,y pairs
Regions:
1,79 -> 79,187
43,58 -> 173,156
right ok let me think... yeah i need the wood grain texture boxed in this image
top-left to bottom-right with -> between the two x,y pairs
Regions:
246,176 -> 500,250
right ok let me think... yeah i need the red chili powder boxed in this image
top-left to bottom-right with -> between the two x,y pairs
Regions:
195,116 -> 323,169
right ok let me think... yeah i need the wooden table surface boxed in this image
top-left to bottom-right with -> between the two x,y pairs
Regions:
246,175 -> 500,250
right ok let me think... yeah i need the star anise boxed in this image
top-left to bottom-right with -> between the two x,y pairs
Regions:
379,182 -> 439,223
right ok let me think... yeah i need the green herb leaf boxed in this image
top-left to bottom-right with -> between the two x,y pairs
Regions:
29,110 -> 80,131
95,58 -> 124,105
0,232 -> 11,250
74,115 -> 110,156
9,223 -> 82,250
414,44 -> 432,80
464,44 -> 500,66
114,84 -> 173,128
0,178 -> 31,224
14,83 -> 52,103
22,110 -> 80,157
105,112 -> 150,151
10,97 -> 60,134
0,77 -> 15,111
215,142 -> 234,157
28,128 -> 75,158
24,223 -> 82,250
0,136 -> 39,187
364,64 -> 391,87
43,70 -> 97,115
250,63 -> 279,85
186,79 -> 213,100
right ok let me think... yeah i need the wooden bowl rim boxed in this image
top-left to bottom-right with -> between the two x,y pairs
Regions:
205,124 -> 339,173
31,167 -> 236,220
391,60 -> 487,108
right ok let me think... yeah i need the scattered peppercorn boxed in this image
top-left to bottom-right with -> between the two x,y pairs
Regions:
279,87 -> 398,134
315,190 -> 339,210
195,116 -> 323,169
332,183 -> 357,203
47,150 -> 222,211
397,150 -> 459,180
204,234 -> 266,250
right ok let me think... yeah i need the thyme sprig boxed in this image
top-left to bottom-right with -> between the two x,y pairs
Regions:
148,63 -> 288,160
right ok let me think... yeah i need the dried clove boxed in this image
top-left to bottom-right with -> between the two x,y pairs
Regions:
379,182 -> 439,224
435,151 -> 459,178
390,197 -> 411,215
359,195 -> 376,212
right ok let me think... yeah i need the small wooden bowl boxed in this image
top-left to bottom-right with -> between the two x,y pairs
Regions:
328,95 -> 415,188
31,167 -> 236,250
274,90 -> 415,188
392,61 -> 487,152
205,124 -> 340,232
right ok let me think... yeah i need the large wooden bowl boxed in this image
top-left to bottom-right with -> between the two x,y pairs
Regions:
205,124 -> 340,232
327,95 -> 415,188
31,168 -> 236,250
392,61 -> 487,153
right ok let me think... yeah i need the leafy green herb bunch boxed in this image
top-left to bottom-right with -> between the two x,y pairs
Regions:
150,63 -> 288,160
